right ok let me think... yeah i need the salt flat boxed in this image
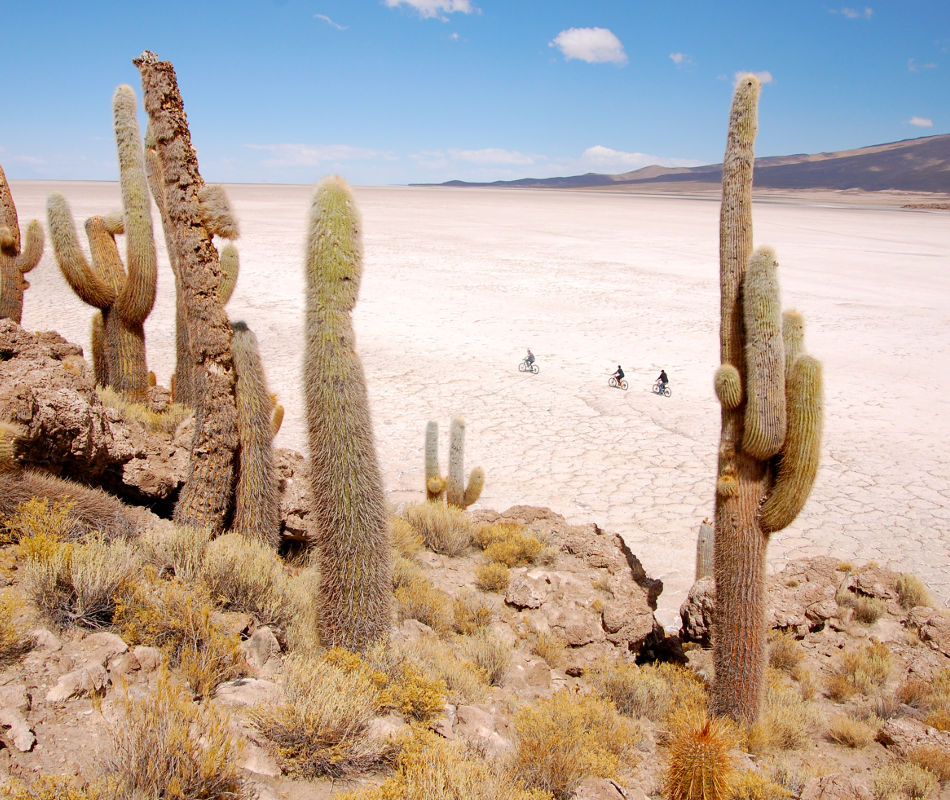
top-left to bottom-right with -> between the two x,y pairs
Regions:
10,181 -> 950,628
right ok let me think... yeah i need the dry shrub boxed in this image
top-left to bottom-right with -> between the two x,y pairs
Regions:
923,710 -> 950,732
825,640 -> 893,701
589,658 -> 706,728
0,590 -> 33,666
746,671 -> 815,753
907,746 -> 950,783
768,631 -> 803,673
511,690 -> 643,799
462,629 -> 512,686
826,713 -> 878,748
475,561 -> 510,592
383,636 -> 488,706
853,595 -> 887,625
871,762 -> 938,799
138,524 -> 212,581
897,676 -> 931,708
114,572 -> 243,698
896,574 -> 933,610
401,502 -> 475,556
531,628 -> 567,668
1,497 -> 77,544
727,769 -> 792,799
23,531 -> 140,629
96,385 -> 191,434
252,653 -> 390,778
108,668 -> 250,799
475,522 -> 544,567
283,566 -> 322,654
393,552 -> 425,588
665,716 -> 737,800
395,574 -> 452,633
790,663 -> 817,700
386,661 -> 447,721
200,532 -> 295,632
332,727 -> 552,800
0,775 -> 114,800
452,589 -> 494,635
390,516 -> 424,558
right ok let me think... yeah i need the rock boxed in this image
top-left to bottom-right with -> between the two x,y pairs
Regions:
29,628 -> 62,652
0,708 -> 35,752
367,712 -> 409,743
570,777 -> 632,800
215,678 -> 282,708
506,570 -> 554,609
46,663 -> 109,703
767,557 -> 844,633
679,577 -> 715,645
132,645 -> 162,674
504,659 -> 552,696
454,704 -> 513,759
240,741 -> 282,777
800,774 -> 873,800
108,645 -> 163,683
241,626 -> 281,676
76,631 -> 128,668
545,605 -> 604,647
907,607 -> 950,657
877,716 -> 950,755
0,684 -> 29,713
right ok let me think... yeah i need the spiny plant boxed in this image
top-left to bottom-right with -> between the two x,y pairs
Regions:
0,163 -> 44,323
305,174 -> 392,652
46,85 -> 157,403
135,50 -> 238,532
711,74 -> 824,722
230,321 -> 280,548
664,716 -> 736,800
425,417 -> 485,508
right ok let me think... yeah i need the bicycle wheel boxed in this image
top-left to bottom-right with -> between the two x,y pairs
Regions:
663,386 -> 671,397
530,363 -> 539,374
518,361 -> 527,372
652,382 -> 661,394
608,377 -> 618,388
620,380 -> 628,391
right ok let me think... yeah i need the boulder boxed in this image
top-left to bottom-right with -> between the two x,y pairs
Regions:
679,577 -> 714,645
907,607 -> 950,658
215,678 -> 283,708
0,708 -> 35,752
877,716 -> 950,756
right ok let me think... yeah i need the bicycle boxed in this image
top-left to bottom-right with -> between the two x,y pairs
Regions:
518,358 -> 539,374
608,375 -> 628,390
652,381 -> 671,397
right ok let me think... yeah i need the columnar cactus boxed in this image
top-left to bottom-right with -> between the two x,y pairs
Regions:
664,717 -> 735,800
711,75 -> 824,721
0,165 -> 44,324
230,321 -> 280,548
135,51 -> 238,532
305,175 -> 392,652
423,418 -> 484,509
46,85 -> 157,403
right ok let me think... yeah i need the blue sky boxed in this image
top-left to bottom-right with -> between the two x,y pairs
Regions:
2,0 -> 947,185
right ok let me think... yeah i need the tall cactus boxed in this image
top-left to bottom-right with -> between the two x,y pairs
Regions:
711,75 -> 824,721
423,418 -> 484,509
0,164 -> 44,323
305,175 -> 392,652
46,85 -> 157,403
135,51 -> 238,532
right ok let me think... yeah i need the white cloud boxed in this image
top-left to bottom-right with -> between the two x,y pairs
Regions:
908,58 -> 937,72
384,0 -> 474,19
908,116 -> 934,128
669,52 -> 694,67
831,6 -> 873,19
581,145 -> 702,172
549,27 -> 627,65
414,148 -> 538,166
450,32 -> 459,40
12,154 -> 46,166
247,143 -> 391,166
734,70 -> 774,86
314,14 -> 347,30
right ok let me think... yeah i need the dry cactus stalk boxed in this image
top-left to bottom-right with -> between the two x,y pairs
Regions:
305,175 -> 392,652
424,418 -> 484,509
695,520 -> 714,581
711,75 -> 824,722
134,51 -> 238,532
0,165 -> 44,324
46,86 -> 157,403
230,321 -> 280,548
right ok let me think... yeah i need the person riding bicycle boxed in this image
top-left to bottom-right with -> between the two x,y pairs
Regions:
526,349 -> 535,366
657,369 -> 668,394
613,365 -> 625,385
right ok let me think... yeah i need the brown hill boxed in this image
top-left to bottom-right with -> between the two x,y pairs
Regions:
433,133 -> 950,194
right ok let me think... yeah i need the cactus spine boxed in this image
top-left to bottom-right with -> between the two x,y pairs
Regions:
0,165 -> 44,324
46,86 -> 157,403
423,418 -> 484,509
230,321 -> 280,548
711,76 -> 824,722
305,175 -> 392,652
135,51 -> 238,532
664,717 -> 735,800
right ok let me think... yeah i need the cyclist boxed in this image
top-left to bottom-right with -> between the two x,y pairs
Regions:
526,349 -> 535,366
613,365 -> 625,386
657,369 -> 668,394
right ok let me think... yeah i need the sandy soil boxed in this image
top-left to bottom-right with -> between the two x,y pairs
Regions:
9,180 -> 950,628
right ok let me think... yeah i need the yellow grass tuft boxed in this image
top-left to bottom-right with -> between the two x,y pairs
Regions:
474,561 -> 511,592
768,630 -> 804,673
462,629 -> 512,686
401,502 -> 475,556
96,385 -> 191,434
138,524 -> 212,581
0,589 -> 34,666
852,595 -> 887,625
452,589 -> 494,635
907,745 -> 950,783
896,573 -> 933,610
871,762 -> 938,800
826,714 -> 879,748
531,628 -> 567,669
727,769 -> 792,799
390,516 -> 424,558
395,574 -> 452,634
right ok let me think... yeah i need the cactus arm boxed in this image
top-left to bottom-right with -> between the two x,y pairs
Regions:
112,85 -> 158,326
14,219 -> 43,274
760,355 -> 823,533
714,364 -> 742,410
198,184 -> 240,239
424,420 -> 445,500
782,310 -> 805,376
46,195 -> 117,309
217,242 -> 239,305
462,465 -> 484,509
446,417 -> 467,507
91,312 -> 109,387
0,165 -> 19,248
741,246 -> 786,458
305,175 -> 392,652
270,404 -> 284,437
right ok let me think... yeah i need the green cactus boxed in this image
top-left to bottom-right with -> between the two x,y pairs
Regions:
695,519 -> 714,581
135,51 -> 238,533
46,85 -> 157,404
782,310 -> 805,375
305,174 -> 392,652
424,418 -> 484,509
230,321 -> 280,548
0,164 -> 44,323
711,76 -> 824,722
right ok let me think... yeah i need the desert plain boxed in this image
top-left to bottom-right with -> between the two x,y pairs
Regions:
8,180 -> 950,628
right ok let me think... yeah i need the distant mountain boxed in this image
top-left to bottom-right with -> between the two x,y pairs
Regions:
427,134 -> 950,194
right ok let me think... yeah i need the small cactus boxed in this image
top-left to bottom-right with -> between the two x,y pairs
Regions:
424,418 -> 484,509
695,520 -> 714,581
0,164 -> 44,323
664,717 -> 735,800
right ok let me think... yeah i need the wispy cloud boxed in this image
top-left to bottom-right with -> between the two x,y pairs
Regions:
384,0 -> 475,20
247,143 -> 393,166
908,116 -> 933,128
314,13 -> 347,30
581,145 -> 702,172
733,70 -> 774,86
549,27 -> 627,65
831,6 -> 873,19
908,58 -> 937,72
669,52 -> 695,68
412,147 -> 539,167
